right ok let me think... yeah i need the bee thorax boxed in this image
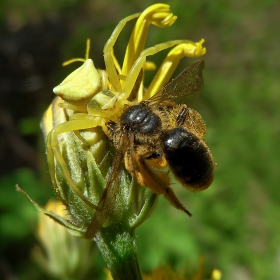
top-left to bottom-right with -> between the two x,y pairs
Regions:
120,104 -> 162,135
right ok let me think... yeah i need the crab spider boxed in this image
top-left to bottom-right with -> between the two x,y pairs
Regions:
47,8 -> 206,221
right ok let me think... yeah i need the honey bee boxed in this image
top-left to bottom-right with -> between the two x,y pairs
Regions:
85,59 -> 215,238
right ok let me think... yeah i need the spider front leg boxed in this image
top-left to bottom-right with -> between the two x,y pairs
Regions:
122,40 -> 194,101
47,116 -> 104,209
103,13 -> 140,93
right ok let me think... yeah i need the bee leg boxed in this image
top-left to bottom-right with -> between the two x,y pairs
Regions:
176,104 -> 188,126
163,187 -> 192,216
137,153 -> 192,216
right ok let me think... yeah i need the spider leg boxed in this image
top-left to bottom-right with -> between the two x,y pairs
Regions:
47,117 -> 104,209
122,40 -> 194,101
103,13 -> 140,93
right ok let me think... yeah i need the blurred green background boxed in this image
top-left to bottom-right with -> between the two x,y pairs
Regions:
1,0 -> 280,279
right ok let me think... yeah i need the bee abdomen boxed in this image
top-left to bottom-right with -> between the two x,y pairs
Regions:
162,128 -> 214,190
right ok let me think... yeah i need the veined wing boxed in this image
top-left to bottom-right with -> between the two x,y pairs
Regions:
85,133 -> 128,239
147,60 -> 205,107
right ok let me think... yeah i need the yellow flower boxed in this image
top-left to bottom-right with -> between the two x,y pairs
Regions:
18,4 -> 208,280
211,269 -> 222,280
36,3 -> 207,239
33,200 -> 96,279
142,257 -> 222,280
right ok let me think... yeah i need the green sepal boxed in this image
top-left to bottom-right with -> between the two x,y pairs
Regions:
16,185 -> 85,237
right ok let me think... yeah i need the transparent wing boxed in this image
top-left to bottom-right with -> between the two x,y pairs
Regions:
85,133 -> 128,239
147,60 -> 205,107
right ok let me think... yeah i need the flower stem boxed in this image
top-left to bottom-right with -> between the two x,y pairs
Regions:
95,224 -> 142,280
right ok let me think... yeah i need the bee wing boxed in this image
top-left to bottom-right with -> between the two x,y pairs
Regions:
85,134 -> 128,239
128,133 -> 141,211
148,60 -> 205,107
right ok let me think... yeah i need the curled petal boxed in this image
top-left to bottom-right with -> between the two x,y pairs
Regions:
122,4 -> 177,77
145,39 -> 206,99
151,11 -> 177,27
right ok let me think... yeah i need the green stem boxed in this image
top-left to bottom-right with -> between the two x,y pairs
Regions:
95,224 -> 143,280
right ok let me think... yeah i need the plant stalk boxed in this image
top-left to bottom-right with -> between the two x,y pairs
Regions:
94,224 -> 142,280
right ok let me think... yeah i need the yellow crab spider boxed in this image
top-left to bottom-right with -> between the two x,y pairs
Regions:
47,6 -> 205,212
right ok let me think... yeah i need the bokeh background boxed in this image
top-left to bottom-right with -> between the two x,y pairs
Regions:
1,0 -> 280,279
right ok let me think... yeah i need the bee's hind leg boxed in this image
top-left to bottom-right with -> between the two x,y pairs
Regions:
137,152 -> 192,216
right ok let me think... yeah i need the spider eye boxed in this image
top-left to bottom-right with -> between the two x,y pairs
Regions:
87,90 -> 118,117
